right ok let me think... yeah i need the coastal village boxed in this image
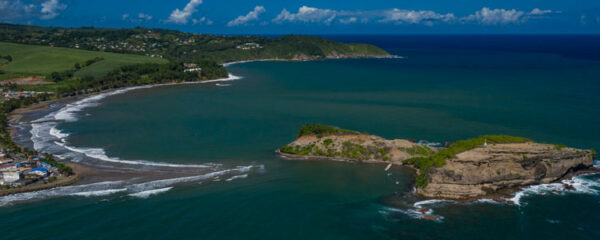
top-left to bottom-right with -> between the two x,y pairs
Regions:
0,149 -> 64,188
2,28 -> 263,59
2,89 -> 48,101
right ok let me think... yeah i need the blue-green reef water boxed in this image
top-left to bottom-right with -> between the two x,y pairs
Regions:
1,35 -> 600,239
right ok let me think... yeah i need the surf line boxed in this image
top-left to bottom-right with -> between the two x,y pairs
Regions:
28,73 -> 243,169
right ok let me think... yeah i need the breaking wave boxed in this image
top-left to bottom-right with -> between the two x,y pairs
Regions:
0,165 -> 259,206
28,77 -> 246,168
61,144 -> 215,168
71,188 -> 128,197
379,199 -> 452,222
225,174 -> 248,182
507,174 -> 600,206
128,187 -> 173,198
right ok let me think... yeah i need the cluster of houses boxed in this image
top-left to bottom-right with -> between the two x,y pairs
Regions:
236,42 -> 262,50
0,151 -> 60,187
183,63 -> 202,73
2,90 -> 46,100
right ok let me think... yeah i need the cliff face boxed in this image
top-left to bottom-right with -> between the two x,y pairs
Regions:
418,142 -> 595,199
279,125 -> 597,200
279,134 -> 435,164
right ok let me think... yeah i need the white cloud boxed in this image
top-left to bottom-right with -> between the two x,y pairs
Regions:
380,9 -> 456,25
227,6 -> 266,27
273,6 -> 337,24
339,17 -> 357,24
0,0 -> 37,20
167,0 -> 203,24
138,13 -> 153,21
269,6 -> 554,26
461,7 -> 552,25
123,13 -> 153,22
530,8 -> 552,15
192,16 -> 212,25
40,0 -> 67,20
0,0 -> 67,20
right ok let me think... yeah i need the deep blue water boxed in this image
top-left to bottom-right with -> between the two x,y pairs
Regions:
1,35 -> 599,240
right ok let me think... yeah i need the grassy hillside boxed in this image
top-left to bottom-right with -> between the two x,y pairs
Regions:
0,42 -> 167,80
0,23 -> 390,64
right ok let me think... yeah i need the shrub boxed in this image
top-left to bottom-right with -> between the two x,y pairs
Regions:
323,139 -> 333,148
553,143 -> 567,150
297,124 -> 358,138
404,135 -> 531,188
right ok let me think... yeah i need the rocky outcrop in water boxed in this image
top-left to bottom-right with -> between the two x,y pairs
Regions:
279,134 -> 434,163
279,124 -> 597,200
417,142 -> 595,199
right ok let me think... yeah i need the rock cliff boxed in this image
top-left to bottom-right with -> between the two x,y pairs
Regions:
279,124 -> 597,200
279,133 -> 435,163
418,142 -> 595,199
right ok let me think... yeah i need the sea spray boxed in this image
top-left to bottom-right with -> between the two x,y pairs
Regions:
0,165 -> 258,206
128,187 -> 173,198
507,174 -> 600,206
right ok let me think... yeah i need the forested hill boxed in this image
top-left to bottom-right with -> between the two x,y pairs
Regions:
0,23 -> 390,63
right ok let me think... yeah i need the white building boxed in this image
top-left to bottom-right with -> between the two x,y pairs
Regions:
1,171 -> 21,184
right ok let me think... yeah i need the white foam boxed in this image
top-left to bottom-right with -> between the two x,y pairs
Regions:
49,126 -> 69,140
125,165 -> 256,193
62,144 -> 215,168
70,188 -> 128,197
225,174 -> 248,182
199,74 -> 241,83
507,175 -> 600,206
222,59 -> 265,67
474,198 -> 500,204
0,165 -> 257,206
413,199 -> 454,208
0,181 -> 124,206
27,76 -> 245,169
128,187 -> 173,198
54,85 -> 154,122
380,206 -> 443,222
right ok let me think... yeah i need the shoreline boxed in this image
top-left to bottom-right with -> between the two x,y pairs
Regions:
4,72 -> 245,196
221,54 -> 401,67
0,171 -> 80,197
277,147 -> 599,203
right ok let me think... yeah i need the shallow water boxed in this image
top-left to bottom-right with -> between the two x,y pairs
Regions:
2,35 -> 600,239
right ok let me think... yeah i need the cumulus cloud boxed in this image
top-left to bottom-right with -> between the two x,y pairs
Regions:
227,6 -> 266,27
0,0 -> 37,20
167,0 -> 203,24
269,6 -> 554,26
530,8 -> 552,15
380,9 -> 456,25
123,13 -> 153,22
339,17 -> 357,24
461,7 -> 552,25
40,0 -> 67,20
138,13 -> 153,21
0,0 -> 67,20
273,6 -> 337,24
192,16 -> 213,25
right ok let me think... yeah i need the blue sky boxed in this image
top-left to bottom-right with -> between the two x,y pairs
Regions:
1,0 -> 600,34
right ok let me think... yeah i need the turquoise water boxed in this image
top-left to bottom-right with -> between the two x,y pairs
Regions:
2,36 -> 600,239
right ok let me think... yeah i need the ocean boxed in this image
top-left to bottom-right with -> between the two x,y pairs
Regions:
1,35 -> 600,239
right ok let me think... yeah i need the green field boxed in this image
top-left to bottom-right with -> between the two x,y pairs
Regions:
0,42 -> 167,80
